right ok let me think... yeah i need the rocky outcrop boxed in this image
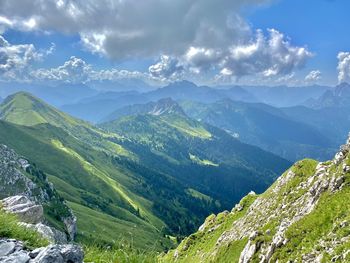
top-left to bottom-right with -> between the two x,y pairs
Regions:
164,133 -> 350,263
0,144 -> 77,242
1,195 -> 68,244
0,239 -> 83,263
2,196 -> 44,224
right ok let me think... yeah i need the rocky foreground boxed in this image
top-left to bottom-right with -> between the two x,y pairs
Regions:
162,135 -> 350,262
0,144 -> 83,262
0,239 -> 83,263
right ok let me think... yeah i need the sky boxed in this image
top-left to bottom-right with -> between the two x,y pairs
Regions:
0,0 -> 349,88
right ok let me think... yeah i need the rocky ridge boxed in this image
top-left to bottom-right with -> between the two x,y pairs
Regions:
163,134 -> 350,262
2,195 -> 68,244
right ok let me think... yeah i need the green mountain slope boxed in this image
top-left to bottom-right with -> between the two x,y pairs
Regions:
163,136 -> 350,262
0,120 -> 169,249
0,92 -> 290,251
100,101 -> 291,210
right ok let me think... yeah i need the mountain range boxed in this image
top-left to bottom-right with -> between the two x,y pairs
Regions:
0,92 -> 290,250
55,81 -> 331,124
100,97 -> 336,162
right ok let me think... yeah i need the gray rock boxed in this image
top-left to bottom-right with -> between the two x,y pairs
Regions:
32,244 -> 83,263
0,251 -> 30,263
2,196 -> 43,224
29,248 -> 44,259
32,246 -> 64,263
63,215 -> 77,241
60,244 -> 84,262
19,223 -> 67,244
0,241 -> 15,257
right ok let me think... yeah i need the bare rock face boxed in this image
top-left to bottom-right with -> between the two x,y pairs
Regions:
2,195 -> 43,224
63,215 -> 77,241
0,239 -> 83,263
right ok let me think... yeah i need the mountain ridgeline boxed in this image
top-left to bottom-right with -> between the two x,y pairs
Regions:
163,135 -> 350,262
0,92 -> 290,251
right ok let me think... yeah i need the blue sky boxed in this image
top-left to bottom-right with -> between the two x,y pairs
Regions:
248,0 -> 350,85
0,0 -> 349,87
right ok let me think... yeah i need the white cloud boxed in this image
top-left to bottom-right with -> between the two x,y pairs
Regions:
0,1 -> 315,84
337,52 -> 350,83
151,29 -> 313,82
148,55 -> 184,81
305,70 -> 321,82
0,35 -> 42,80
221,29 -> 313,79
31,56 -> 153,84
0,0 -> 270,59
31,56 -> 91,83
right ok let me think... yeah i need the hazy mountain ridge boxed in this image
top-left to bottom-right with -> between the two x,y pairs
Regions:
101,97 -> 337,162
179,99 -> 336,161
306,82 -> 350,109
163,135 -> 350,262
102,98 -> 187,122
53,81 -> 331,123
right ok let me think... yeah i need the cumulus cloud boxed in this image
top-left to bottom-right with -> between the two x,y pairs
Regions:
148,55 -> 184,81
337,52 -> 350,83
305,70 -> 322,82
31,56 -> 91,83
220,29 -> 312,79
151,29 -> 313,82
31,56 -> 152,84
0,1 -> 314,84
0,35 -> 42,80
0,0 -> 268,59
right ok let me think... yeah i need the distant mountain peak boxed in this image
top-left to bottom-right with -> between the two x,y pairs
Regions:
148,98 -> 185,116
334,82 -> 350,97
0,91 -> 83,127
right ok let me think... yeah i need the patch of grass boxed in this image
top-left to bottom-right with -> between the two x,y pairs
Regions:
213,237 -> 248,263
84,244 -> 158,263
0,209 -> 49,249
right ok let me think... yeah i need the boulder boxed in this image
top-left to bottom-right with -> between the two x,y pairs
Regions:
34,244 -> 84,263
1,196 -> 43,224
0,241 -> 16,257
19,223 -> 67,244
0,239 -> 83,263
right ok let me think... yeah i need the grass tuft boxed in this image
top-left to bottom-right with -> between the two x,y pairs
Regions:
0,209 -> 49,249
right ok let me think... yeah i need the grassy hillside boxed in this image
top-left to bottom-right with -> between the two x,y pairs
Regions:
101,109 -> 291,207
0,120 -> 170,249
163,136 -> 350,262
